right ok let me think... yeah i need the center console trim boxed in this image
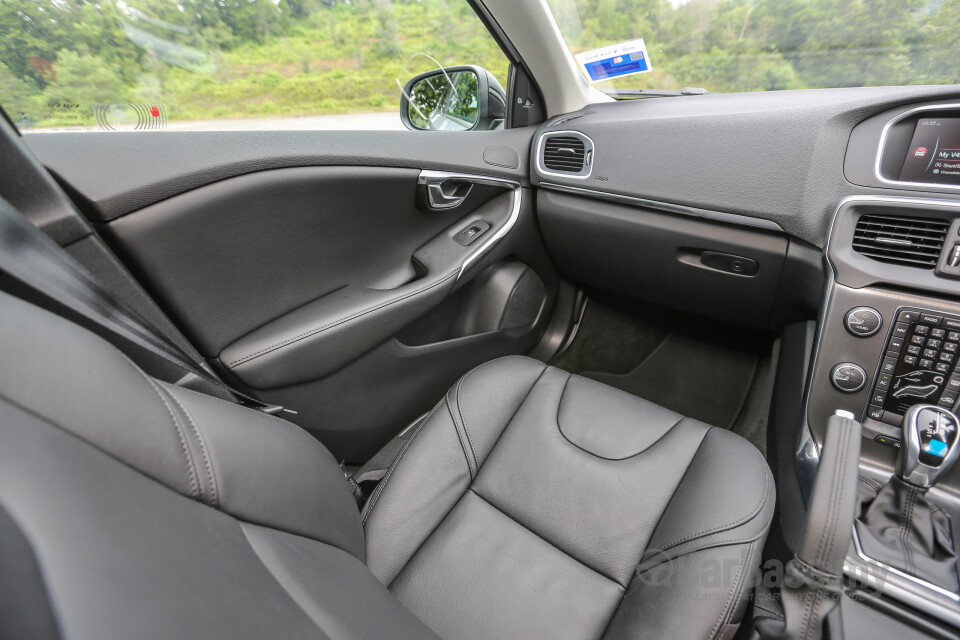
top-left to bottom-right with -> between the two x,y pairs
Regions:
875,102 -> 960,191
846,525 -> 960,629
810,195 -> 960,627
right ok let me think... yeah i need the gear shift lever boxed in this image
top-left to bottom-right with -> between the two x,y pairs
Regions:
854,404 -> 960,592
899,404 -> 960,487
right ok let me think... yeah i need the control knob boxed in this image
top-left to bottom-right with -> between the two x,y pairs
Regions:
844,307 -> 882,337
831,363 -> 867,393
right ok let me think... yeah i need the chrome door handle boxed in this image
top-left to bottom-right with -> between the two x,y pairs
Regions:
426,181 -> 472,209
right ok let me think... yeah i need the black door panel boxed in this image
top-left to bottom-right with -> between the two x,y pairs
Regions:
105,166 -> 513,356
25,129 -> 534,220
256,257 -> 550,462
217,187 -> 519,389
76,154 -> 558,461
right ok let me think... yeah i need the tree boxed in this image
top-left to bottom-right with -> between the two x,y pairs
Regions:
44,50 -> 127,108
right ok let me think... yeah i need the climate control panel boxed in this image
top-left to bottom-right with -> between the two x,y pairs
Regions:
864,308 -> 960,426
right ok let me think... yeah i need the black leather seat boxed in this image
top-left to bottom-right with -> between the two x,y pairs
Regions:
0,291 -> 773,639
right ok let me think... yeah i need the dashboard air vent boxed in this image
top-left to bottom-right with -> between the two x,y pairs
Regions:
852,214 -> 949,269
543,136 -> 586,173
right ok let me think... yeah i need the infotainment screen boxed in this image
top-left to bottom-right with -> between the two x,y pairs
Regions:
898,117 -> 960,186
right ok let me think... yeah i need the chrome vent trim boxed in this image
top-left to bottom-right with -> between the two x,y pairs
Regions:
852,214 -> 949,269
536,130 -> 594,179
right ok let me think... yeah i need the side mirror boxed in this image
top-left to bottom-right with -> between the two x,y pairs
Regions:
400,65 -> 505,131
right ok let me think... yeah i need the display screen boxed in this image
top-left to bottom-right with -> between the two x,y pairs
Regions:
898,117 -> 960,186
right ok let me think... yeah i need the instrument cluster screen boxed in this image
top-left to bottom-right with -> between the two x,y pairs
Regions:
899,118 -> 960,186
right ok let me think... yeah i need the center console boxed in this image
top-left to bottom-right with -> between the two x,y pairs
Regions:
805,195 -> 960,632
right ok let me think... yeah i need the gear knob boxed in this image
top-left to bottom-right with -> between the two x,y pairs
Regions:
899,404 -> 960,488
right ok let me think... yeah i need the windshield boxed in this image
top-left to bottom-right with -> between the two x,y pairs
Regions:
545,0 -> 960,95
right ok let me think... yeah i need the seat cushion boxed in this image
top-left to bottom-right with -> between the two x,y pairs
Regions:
363,356 -> 774,640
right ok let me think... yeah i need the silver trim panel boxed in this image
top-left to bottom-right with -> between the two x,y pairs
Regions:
539,181 -> 785,232
875,102 -> 960,191
416,170 -> 522,282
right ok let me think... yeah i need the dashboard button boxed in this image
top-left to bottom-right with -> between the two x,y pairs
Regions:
898,310 -> 920,323
923,348 -> 938,359
893,323 -> 911,339
950,331 -> 960,342
874,435 -> 902,449
927,338 -> 943,349
945,318 -> 960,330
844,307 -> 882,337
932,328 -> 947,339
921,313 -> 943,325
881,357 -> 898,374
937,362 -> 952,374
904,355 -> 918,365
943,390 -> 960,406
876,373 -> 892,390
831,363 -> 867,393
889,337 -> 905,350
907,345 -> 922,356
871,390 -> 887,405
942,352 -> 956,363
911,335 -> 926,346
920,358 -> 935,369
916,324 -> 930,336
866,405 -> 885,421
946,342 -> 959,353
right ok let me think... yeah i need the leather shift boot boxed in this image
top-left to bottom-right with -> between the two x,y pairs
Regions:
854,476 -> 959,592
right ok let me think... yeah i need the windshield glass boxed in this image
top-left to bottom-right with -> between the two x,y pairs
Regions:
545,0 -> 960,94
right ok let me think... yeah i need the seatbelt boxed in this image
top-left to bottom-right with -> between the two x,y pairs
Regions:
0,196 -> 281,414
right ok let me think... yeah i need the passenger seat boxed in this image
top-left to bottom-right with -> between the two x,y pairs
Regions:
0,290 -> 773,639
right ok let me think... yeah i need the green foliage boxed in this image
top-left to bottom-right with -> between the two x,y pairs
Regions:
0,0 -> 956,129
44,50 -> 128,108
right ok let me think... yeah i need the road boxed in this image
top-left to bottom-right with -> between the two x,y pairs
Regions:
23,111 -> 406,133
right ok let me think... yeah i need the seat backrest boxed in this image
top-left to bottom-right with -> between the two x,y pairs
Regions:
0,291 -> 437,639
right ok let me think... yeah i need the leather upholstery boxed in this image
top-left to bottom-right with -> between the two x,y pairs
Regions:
1,290 -> 773,639
855,476 -> 959,592
0,291 -> 437,639
363,356 -> 775,640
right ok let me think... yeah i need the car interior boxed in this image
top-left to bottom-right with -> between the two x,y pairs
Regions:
3,1 -> 960,639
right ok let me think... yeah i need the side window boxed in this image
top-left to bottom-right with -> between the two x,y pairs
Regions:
0,0 -> 510,133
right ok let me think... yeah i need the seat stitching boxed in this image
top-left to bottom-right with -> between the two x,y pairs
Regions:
449,354 -> 535,471
708,540 -> 757,640
471,363 -> 549,478
361,398 -> 444,525
642,436 -> 769,558
638,528 -> 769,571
453,374 -> 478,472
470,489 -> 625,590
818,422 -> 852,568
225,270 -> 458,367
556,373 -> 688,461
363,355 -> 530,525
168,389 -> 219,508
801,589 -> 821,640
445,391 -> 477,479
138,370 -> 201,500
810,418 -> 849,579
384,364 -> 549,588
